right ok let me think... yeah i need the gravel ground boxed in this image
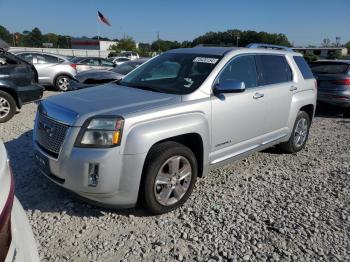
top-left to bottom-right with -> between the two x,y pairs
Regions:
1,91 -> 349,262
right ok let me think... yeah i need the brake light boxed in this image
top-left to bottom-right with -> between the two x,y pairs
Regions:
332,79 -> 350,85
70,63 -> 77,70
0,162 -> 14,262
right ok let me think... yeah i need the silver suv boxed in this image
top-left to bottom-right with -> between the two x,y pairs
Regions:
33,44 -> 317,214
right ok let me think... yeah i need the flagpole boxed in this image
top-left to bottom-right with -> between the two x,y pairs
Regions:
97,14 -> 100,57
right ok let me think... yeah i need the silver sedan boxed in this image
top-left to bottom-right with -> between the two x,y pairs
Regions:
13,51 -> 77,91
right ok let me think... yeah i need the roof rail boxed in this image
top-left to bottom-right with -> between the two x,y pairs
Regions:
194,44 -> 235,48
246,43 -> 293,52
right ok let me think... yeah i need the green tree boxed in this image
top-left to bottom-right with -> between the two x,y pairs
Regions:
345,41 -> 350,54
27,27 -> 43,47
327,50 -> 342,60
303,53 -> 318,63
109,37 -> 137,54
0,25 -> 12,44
192,29 -> 291,47
151,40 -> 181,52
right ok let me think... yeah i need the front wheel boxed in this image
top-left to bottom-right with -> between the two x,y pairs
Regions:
141,141 -> 198,214
54,75 -> 71,91
279,111 -> 311,153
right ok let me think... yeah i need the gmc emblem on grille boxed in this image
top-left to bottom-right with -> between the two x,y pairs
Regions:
38,121 -> 55,137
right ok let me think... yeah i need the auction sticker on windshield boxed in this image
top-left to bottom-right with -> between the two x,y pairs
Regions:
193,57 -> 219,64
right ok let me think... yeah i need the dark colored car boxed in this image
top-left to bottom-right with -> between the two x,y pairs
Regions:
310,60 -> 350,114
69,58 -> 149,91
0,48 -> 43,123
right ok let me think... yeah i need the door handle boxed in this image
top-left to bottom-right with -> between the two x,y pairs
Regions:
290,86 -> 298,91
253,93 -> 264,99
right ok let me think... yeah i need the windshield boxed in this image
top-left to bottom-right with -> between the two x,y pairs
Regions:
310,62 -> 350,75
119,53 -> 221,94
112,62 -> 138,75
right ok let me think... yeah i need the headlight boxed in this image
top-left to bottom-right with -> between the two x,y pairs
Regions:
75,117 -> 124,148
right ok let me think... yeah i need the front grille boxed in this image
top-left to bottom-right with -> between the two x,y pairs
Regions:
36,113 -> 69,157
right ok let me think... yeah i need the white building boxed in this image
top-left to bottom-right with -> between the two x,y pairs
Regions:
99,40 -> 118,51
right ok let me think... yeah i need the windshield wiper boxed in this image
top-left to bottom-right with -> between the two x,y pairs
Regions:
114,80 -> 161,93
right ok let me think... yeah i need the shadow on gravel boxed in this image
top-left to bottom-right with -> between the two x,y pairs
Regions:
315,103 -> 349,119
5,130 -> 152,218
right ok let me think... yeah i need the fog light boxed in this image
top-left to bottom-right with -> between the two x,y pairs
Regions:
88,163 -> 99,187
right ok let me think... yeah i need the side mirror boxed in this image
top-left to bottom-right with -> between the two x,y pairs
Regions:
213,79 -> 246,94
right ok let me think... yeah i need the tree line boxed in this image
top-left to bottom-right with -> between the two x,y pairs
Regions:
1,24 -> 349,57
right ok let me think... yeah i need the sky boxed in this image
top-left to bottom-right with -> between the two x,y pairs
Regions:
0,0 -> 349,46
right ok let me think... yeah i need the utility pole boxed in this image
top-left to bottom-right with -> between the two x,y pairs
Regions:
157,31 -> 160,52
234,32 -> 240,47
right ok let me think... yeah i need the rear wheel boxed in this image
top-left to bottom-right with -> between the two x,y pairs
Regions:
54,75 -> 71,91
279,111 -> 311,153
0,91 -> 16,123
141,141 -> 197,214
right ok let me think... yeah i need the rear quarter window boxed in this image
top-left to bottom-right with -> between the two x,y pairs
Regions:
293,56 -> 314,79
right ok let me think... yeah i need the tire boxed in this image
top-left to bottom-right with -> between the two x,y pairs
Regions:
0,91 -> 16,123
279,111 -> 311,153
54,75 -> 71,91
141,141 -> 198,214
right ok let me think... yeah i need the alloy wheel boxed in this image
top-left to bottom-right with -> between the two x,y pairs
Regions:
153,155 -> 192,206
0,97 -> 10,119
294,117 -> 308,147
57,77 -> 69,91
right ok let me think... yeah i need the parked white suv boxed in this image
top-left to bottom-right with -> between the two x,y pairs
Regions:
0,141 -> 39,262
33,44 -> 317,214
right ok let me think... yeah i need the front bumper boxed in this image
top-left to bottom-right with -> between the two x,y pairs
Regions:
33,126 -> 146,207
5,198 -> 39,262
13,84 -> 43,108
317,90 -> 350,108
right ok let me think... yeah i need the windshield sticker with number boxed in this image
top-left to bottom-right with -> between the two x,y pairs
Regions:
193,57 -> 219,64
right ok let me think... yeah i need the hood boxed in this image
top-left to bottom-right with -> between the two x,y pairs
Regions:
75,69 -> 123,83
40,83 -> 181,126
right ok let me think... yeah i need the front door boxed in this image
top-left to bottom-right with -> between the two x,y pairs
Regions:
210,55 -> 267,163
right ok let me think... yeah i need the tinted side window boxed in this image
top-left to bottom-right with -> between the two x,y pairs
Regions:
18,53 -> 34,63
293,56 -> 314,79
83,58 -> 99,65
218,55 -> 258,88
257,55 -> 292,85
36,54 -> 59,64
100,59 -> 114,66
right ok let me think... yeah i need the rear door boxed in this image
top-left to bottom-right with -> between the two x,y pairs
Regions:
33,54 -> 62,84
256,54 -> 294,137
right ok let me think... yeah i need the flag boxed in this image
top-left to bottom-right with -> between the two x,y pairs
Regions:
98,11 -> 111,26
